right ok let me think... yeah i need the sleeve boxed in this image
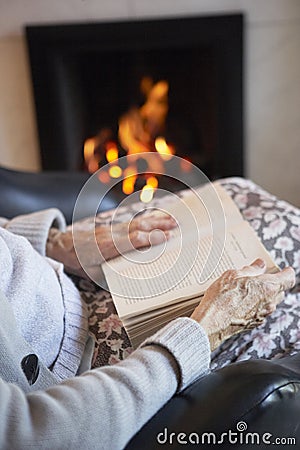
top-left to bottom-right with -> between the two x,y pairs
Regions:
0,209 -> 66,256
0,317 -> 210,450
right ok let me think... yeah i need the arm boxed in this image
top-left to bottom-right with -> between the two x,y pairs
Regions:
0,208 -> 66,256
0,259 -> 295,449
46,211 -> 177,278
0,209 -> 176,275
0,318 -> 210,450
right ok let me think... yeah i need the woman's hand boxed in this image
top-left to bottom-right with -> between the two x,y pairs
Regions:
46,211 -> 177,278
191,259 -> 295,351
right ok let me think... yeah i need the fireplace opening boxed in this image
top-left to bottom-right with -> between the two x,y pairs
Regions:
80,46 -> 216,175
26,14 -> 243,193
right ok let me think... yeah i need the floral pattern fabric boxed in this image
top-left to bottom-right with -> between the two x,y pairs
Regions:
72,177 -> 300,369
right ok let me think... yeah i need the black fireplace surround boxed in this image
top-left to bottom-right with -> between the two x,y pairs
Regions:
26,14 -> 243,180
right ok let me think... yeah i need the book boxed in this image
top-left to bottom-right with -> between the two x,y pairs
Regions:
102,181 -> 277,348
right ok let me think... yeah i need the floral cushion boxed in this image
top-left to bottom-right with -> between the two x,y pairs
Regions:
71,177 -> 300,369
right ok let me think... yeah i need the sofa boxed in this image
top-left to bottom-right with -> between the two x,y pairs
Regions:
1,165 -> 300,449
0,166 -> 119,223
127,354 -> 300,449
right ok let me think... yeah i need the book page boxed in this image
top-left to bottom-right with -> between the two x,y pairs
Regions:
165,182 -> 243,236
103,218 -> 276,320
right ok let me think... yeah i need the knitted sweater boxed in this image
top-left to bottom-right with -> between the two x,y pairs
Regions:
0,209 -> 90,380
0,209 -> 211,449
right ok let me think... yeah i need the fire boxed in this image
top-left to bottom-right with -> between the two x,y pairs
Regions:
122,166 -> 137,195
108,165 -> 122,178
106,143 -> 118,163
155,137 -> 174,161
83,76 -> 176,201
140,184 -> 155,203
146,175 -> 159,189
84,138 -> 99,173
139,175 -> 158,203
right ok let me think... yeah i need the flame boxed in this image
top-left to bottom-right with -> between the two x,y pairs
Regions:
122,166 -> 137,195
146,175 -> 159,189
140,184 -> 155,203
106,142 -> 119,163
118,114 -> 150,155
155,137 -> 174,161
84,137 -> 95,160
84,77 -> 180,203
108,165 -> 122,178
140,175 -> 158,203
122,177 -> 136,195
84,138 -> 99,172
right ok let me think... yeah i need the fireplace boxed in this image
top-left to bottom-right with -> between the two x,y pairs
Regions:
26,14 -> 243,184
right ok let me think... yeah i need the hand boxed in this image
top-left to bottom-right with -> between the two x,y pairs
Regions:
46,211 -> 177,279
191,259 -> 295,351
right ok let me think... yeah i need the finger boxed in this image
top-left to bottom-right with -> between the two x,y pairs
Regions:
259,305 -> 276,316
130,216 -> 177,232
129,229 -> 171,249
258,266 -> 296,293
109,229 -> 169,255
236,258 -> 267,278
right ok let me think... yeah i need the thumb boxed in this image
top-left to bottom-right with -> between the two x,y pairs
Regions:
236,258 -> 267,278
259,266 -> 296,293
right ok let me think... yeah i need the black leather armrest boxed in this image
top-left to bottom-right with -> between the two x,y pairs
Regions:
127,354 -> 300,449
0,167 -> 119,223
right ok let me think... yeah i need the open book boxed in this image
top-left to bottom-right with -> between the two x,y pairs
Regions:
102,182 -> 277,348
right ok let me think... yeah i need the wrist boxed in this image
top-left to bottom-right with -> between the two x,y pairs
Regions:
47,228 -> 87,278
46,228 -> 62,259
190,312 -> 218,352
46,228 -> 72,267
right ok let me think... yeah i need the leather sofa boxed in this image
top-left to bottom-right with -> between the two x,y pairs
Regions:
0,166 -> 119,224
127,354 -> 300,449
1,165 -> 300,449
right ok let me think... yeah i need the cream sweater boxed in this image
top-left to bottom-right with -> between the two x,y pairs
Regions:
0,209 -> 211,449
0,209 -> 90,380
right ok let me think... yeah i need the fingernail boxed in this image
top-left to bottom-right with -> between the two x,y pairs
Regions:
256,258 -> 266,268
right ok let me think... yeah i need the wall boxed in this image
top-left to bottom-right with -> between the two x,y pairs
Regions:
0,0 -> 299,206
